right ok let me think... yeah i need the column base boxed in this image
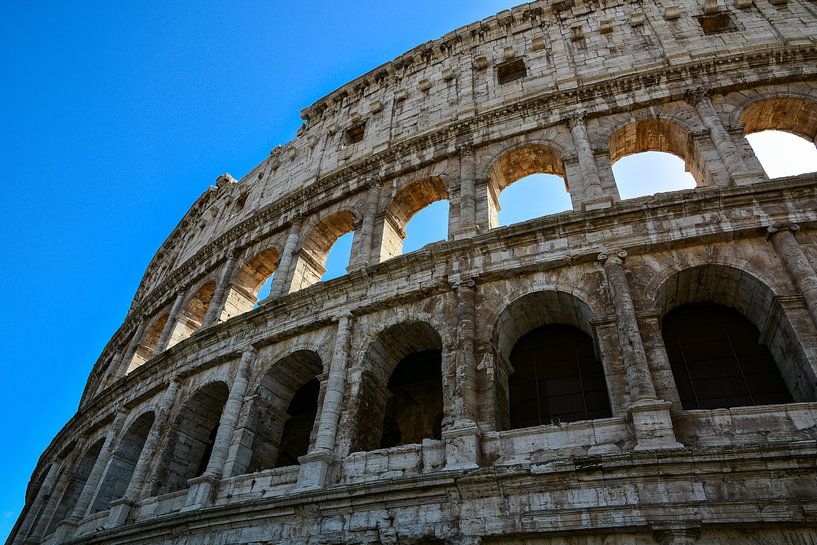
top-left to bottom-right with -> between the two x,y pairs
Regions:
628,399 -> 684,451
582,196 -> 614,211
442,421 -> 482,470
182,473 -> 219,511
52,518 -> 79,544
295,450 -> 337,491
106,497 -> 135,528
453,227 -> 480,241
730,170 -> 765,186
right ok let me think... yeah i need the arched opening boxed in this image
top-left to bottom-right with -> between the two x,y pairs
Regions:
46,439 -> 105,535
493,291 -> 612,430
222,248 -> 279,319
354,321 -> 444,452
126,313 -> 169,373
663,302 -> 793,410
378,177 -> 449,262
166,282 -> 216,348
322,231 -> 354,281
655,265 -> 816,405
488,144 -> 570,228
240,351 -> 322,474
741,98 -> 817,178
90,412 -> 155,513
609,119 -> 699,199
152,382 -> 229,496
291,211 -> 357,291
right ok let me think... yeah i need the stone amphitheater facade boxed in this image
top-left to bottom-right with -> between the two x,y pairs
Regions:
9,1 -> 817,544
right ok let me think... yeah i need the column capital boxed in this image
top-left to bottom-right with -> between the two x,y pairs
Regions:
684,87 -> 712,105
363,176 -> 382,190
767,222 -> 801,238
598,249 -> 628,265
568,110 -> 587,128
333,311 -> 353,322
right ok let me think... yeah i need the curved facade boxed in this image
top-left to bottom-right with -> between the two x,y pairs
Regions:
9,1 -> 817,544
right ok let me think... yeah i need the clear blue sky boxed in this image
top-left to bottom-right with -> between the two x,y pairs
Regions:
1,1 -> 813,540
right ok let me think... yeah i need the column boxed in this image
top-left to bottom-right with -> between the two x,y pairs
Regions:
270,218 -> 302,297
456,145 -> 478,239
153,290 -> 186,354
348,181 -> 382,270
768,224 -> 817,328
443,277 -> 482,470
600,251 -> 682,451
202,254 -> 239,327
569,113 -> 611,209
106,379 -> 180,528
296,313 -> 352,490
184,348 -> 256,509
10,464 -> 60,545
21,437 -> 87,544
53,409 -> 129,543
686,89 -> 753,184
115,318 -> 148,379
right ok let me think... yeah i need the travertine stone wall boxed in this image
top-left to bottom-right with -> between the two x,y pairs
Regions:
10,0 -> 817,544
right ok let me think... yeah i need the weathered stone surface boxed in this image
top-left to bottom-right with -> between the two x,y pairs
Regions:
9,1 -> 817,544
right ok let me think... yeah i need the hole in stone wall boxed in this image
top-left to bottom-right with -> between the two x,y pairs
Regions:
612,151 -> 696,199
509,324 -> 611,428
253,273 -> 275,309
497,58 -> 527,85
662,302 -> 794,410
380,177 -> 449,262
322,231 -> 354,281
291,210 -> 357,291
275,377 -> 320,467
345,123 -> 366,145
745,130 -> 817,178
223,248 -> 279,319
497,173 -> 571,226
696,12 -> 737,34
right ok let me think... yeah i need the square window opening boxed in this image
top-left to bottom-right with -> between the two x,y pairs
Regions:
696,12 -> 737,34
497,59 -> 527,85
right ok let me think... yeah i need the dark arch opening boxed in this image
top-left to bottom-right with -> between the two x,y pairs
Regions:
91,412 -> 155,513
152,382 -> 229,496
275,377 -> 320,467
379,349 -> 444,449
509,324 -> 612,428
662,302 -> 794,410
46,438 -> 105,535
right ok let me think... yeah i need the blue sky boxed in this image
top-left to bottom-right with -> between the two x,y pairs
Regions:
1,1 -> 815,540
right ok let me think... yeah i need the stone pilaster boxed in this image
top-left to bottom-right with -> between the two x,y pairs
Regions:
184,348 -> 256,510
54,409 -> 129,543
768,224 -> 817,328
443,276 -> 482,470
600,251 -> 682,451
569,113 -> 612,210
270,217 -> 302,297
107,379 -> 180,528
296,313 -> 352,490
455,145 -> 478,239
11,463 -> 61,545
202,254 -> 239,327
687,89 -> 754,184
153,290 -> 186,354
115,318 -> 148,379
348,181 -> 383,271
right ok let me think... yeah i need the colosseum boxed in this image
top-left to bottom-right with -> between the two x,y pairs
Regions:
8,1 -> 817,544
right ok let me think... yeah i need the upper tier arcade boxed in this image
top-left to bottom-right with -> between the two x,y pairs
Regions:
10,0 -> 817,544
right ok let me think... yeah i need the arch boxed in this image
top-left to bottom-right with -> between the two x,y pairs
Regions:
352,321 -> 444,452
740,96 -> 817,143
126,313 -> 169,374
222,247 -> 280,318
45,438 -> 105,535
609,118 -> 703,194
291,210 -> 358,291
662,302 -> 794,410
378,177 -> 449,262
238,350 -> 323,474
90,411 -> 155,513
492,290 -> 612,430
654,264 -> 816,404
152,381 -> 229,496
486,143 -> 570,228
166,281 -> 216,348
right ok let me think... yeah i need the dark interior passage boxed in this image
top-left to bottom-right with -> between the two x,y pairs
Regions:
275,377 -> 320,467
662,302 -> 793,410
509,324 -> 611,428
380,350 -> 444,448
